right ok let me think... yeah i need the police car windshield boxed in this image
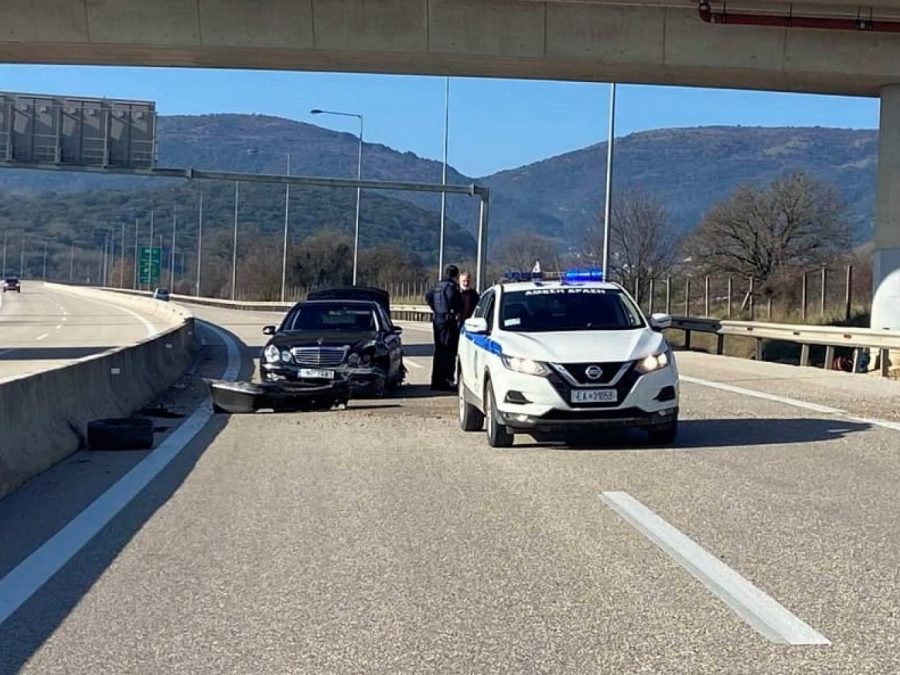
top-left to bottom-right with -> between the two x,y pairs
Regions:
499,287 -> 644,332
284,302 -> 377,332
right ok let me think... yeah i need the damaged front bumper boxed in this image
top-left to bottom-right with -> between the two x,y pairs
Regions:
260,362 -> 388,396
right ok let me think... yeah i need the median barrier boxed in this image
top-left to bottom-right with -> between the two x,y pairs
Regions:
0,287 -> 198,500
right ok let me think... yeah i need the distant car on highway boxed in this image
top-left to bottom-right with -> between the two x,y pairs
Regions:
456,268 -> 679,447
259,287 -> 406,405
3,277 -> 21,293
152,288 -> 170,301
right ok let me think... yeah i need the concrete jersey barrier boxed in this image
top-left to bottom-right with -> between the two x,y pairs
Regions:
0,287 -> 198,500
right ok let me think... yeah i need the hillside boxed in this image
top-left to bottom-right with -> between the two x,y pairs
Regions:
482,126 -> 877,243
0,116 -> 879,247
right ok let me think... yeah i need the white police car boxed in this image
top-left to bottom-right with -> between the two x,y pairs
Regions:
457,269 -> 679,447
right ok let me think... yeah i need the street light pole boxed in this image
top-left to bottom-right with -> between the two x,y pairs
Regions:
42,241 -> 47,280
438,76 -> 450,281
2,230 -> 7,277
70,240 -> 75,282
281,153 -> 291,302
232,181 -> 239,300
602,82 -> 616,278
170,204 -> 178,290
196,191 -> 203,297
120,222 -> 126,288
311,108 -> 364,285
148,209 -> 155,291
133,218 -> 139,289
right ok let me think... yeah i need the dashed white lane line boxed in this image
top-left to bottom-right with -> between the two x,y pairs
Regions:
54,324 -> 62,330
682,375 -> 900,433
600,491 -> 831,646
35,333 -> 49,341
0,321 -> 240,627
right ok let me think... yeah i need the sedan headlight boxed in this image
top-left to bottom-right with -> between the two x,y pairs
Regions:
280,350 -> 292,363
348,353 -> 360,366
636,350 -> 670,374
264,345 -> 280,363
501,355 -> 550,377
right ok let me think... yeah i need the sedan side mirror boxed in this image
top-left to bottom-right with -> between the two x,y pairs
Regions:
464,317 -> 489,334
649,313 -> 672,331
262,325 -> 276,336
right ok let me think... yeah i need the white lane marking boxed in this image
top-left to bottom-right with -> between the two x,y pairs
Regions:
52,288 -> 157,339
0,321 -> 240,626
681,376 -> 843,415
61,316 -> 67,322
600,491 -> 830,646
54,324 -> 62,330
405,358 -> 423,369
682,375 -> 900,433
35,333 -> 49,341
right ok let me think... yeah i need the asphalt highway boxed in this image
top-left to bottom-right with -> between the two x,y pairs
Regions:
0,283 -> 164,382
1,302 -> 899,674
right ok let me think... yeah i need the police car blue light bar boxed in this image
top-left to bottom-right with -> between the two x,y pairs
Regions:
564,268 -> 604,283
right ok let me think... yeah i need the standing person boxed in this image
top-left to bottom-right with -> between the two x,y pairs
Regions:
459,272 -> 480,322
425,264 -> 462,390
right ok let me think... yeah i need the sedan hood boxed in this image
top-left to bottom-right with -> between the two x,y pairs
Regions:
497,329 -> 665,363
268,331 -> 377,351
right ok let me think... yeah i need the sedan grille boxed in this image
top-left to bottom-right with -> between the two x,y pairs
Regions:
290,347 -> 348,366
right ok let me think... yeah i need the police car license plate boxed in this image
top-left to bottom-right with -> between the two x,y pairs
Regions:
571,389 -> 617,404
299,368 -> 335,380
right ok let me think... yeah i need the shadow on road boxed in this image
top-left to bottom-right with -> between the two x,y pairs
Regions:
518,417 -> 873,451
402,343 -> 435,358
0,323 -> 247,673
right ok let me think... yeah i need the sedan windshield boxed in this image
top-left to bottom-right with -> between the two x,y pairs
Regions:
499,287 -> 644,332
283,302 -> 377,332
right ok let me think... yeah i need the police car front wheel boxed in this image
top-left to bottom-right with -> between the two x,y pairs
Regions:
458,373 -> 484,432
485,381 -> 514,448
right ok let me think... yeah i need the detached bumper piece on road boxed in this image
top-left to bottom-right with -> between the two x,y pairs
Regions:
209,379 -> 352,414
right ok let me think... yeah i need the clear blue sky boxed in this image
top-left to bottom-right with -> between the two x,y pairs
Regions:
0,64 -> 880,177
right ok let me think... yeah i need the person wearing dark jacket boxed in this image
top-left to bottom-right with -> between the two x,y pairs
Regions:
425,264 -> 462,390
459,272 -> 480,321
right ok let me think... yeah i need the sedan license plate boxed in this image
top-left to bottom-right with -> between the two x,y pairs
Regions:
571,389 -> 617,404
298,368 -> 335,380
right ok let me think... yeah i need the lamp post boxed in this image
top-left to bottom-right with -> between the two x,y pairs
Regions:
282,153 -> 291,301
602,82 -> 616,278
232,181 -> 239,300
311,108 -> 364,285
196,191 -> 203,297
438,76 -> 450,280
170,204 -> 178,290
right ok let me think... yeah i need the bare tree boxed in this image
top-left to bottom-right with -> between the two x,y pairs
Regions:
501,231 -> 562,273
685,172 -> 852,287
582,192 -> 679,301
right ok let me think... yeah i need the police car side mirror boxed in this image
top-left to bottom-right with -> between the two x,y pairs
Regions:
464,317 -> 489,334
262,325 -> 276,336
649,313 -> 672,331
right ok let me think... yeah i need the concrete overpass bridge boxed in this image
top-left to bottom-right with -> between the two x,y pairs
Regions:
4,0 -> 900,330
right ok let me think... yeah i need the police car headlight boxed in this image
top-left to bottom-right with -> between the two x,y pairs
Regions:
264,345 -> 280,363
501,355 -> 550,377
636,351 -> 669,374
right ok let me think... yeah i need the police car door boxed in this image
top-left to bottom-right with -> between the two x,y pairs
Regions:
471,289 -> 496,399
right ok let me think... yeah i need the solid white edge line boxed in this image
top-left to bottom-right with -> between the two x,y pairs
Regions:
680,376 -> 844,415
0,321 -> 240,626
35,333 -> 49,341
682,375 -> 900,433
600,491 -> 830,646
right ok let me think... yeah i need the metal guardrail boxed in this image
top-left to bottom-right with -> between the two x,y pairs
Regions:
670,316 -> 899,376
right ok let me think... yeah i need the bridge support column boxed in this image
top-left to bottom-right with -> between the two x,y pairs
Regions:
872,86 -> 900,372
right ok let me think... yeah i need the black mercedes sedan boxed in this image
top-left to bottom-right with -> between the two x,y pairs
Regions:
259,287 -> 405,400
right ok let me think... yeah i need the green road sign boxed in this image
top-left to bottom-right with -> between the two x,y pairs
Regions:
139,246 -> 161,285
